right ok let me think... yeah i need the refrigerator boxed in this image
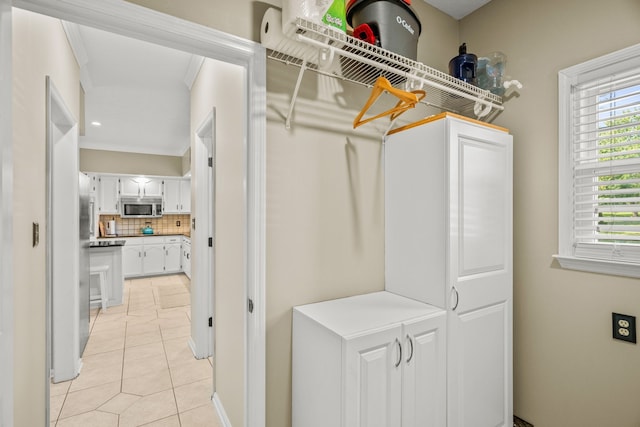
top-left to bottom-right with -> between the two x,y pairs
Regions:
79,173 -> 90,354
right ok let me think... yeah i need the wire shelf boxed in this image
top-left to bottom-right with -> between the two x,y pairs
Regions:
266,18 -> 503,121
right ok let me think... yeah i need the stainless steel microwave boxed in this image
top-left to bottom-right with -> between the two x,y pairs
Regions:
120,197 -> 163,218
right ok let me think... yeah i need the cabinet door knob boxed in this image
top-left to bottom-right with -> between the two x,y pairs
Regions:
406,334 -> 414,363
451,286 -> 460,311
394,338 -> 402,368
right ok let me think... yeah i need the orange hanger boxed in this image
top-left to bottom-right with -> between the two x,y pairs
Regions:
353,76 -> 426,128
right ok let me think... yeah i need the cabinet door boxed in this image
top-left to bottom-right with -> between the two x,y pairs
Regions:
163,179 -> 181,213
99,176 -> 120,214
401,314 -> 446,427
447,119 -> 513,427
180,179 -> 191,213
165,243 -> 181,273
87,173 -> 98,197
143,244 -> 165,275
123,245 -> 143,277
183,244 -> 191,279
120,177 -> 141,197
344,326 -> 402,427
143,178 -> 163,197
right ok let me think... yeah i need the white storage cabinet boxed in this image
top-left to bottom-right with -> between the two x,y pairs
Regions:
385,113 -> 513,427
293,291 -> 446,427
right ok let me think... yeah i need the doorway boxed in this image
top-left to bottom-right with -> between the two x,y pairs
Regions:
1,1 -> 266,426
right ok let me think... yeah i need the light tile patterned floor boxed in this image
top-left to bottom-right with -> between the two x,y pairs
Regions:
50,274 -> 220,427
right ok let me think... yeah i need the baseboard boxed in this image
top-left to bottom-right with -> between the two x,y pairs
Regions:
212,392 -> 232,427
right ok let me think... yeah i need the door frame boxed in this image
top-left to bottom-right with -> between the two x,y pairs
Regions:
0,0 -> 13,425
46,76 -> 81,383
2,1 -> 267,426
191,109 -> 216,360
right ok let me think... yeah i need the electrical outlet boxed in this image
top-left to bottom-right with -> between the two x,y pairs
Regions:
612,313 -> 636,344
176,220 -> 181,227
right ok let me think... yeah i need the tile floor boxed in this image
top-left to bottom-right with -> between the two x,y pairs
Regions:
50,274 -> 220,427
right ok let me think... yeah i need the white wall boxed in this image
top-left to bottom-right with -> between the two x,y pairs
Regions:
461,1 -> 640,425
12,8 -> 80,426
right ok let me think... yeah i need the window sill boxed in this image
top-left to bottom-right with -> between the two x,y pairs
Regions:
553,255 -> 640,279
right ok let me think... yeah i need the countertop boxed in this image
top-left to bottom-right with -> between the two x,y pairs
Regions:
98,233 -> 190,239
90,240 -> 126,248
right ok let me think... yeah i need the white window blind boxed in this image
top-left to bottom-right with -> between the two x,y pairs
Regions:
558,43 -> 640,277
573,72 -> 640,256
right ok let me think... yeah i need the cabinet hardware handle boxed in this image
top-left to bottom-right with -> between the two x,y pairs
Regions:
394,338 -> 402,368
451,286 -> 459,311
406,334 -> 414,363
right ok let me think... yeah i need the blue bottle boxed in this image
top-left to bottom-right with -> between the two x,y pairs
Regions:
449,43 -> 477,85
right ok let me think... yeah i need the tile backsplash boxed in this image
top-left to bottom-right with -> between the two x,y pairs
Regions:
99,214 -> 190,237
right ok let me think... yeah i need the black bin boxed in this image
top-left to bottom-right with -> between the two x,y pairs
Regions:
346,0 -> 421,60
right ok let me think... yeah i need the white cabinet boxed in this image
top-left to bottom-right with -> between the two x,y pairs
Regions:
293,291 -> 446,427
182,237 -> 191,279
122,236 -> 190,278
120,176 -> 163,198
86,173 -> 99,197
180,179 -> 191,213
98,176 -> 119,214
165,236 -> 182,273
122,240 -> 143,277
143,242 -> 165,275
385,113 -> 513,427
164,179 -> 191,214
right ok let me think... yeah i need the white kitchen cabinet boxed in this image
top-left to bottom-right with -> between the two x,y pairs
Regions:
293,291 -> 446,427
122,236 -> 190,278
180,179 -> 191,213
143,243 -> 165,275
182,237 -> 191,279
165,235 -> 182,273
120,176 -> 163,198
385,113 -> 513,427
164,178 -> 191,214
86,173 -> 99,197
98,176 -> 119,214
122,241 -> 143,277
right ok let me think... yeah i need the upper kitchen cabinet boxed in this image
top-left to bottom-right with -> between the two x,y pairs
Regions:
120,176 -> 163,198
86,173 -> 99,197
164,178 -> 191,214
98,176 -> 119,214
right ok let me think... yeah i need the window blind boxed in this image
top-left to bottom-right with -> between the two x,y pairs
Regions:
572,69 -> 640,260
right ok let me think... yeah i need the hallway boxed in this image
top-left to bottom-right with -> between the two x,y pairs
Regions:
49,274 -> 219,426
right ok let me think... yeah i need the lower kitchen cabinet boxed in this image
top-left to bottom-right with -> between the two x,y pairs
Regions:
122,236 -> 188,278
165,237 -> 182,273
182,237 -> 191,279
292,291 -> 446,427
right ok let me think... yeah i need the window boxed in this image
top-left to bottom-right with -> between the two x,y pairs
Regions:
557,43 -> 640,278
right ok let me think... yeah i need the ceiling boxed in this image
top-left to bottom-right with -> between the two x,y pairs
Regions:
423,0 -> 494,20
63,22 -> 203,157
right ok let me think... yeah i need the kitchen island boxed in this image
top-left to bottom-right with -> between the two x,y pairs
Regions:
89,240 -> 125,307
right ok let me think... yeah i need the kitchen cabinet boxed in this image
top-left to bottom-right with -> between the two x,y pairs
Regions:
98,176 -> 119,214
385,113 -> 513,427
165,236 -> 182,273
122,236 -> 182,277
164,178 -> 191,214
122,241 -> 143,277
86,173 -> 99,197
293,291 -> 446,427
120,176 -> 163,198
182,236 -> 191,279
